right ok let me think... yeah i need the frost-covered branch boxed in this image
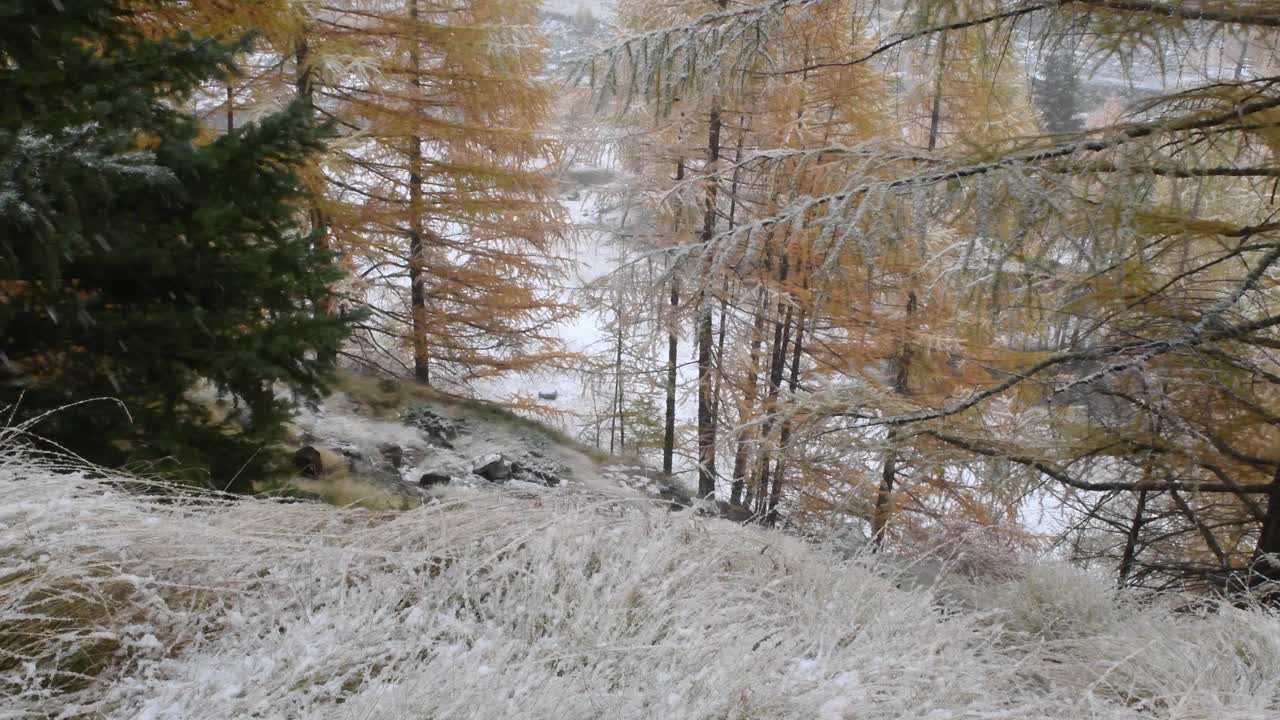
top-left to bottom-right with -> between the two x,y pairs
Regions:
576,0 -> 817,112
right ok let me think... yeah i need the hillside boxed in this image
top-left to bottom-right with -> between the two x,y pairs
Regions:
3,400 -> 1280,718
245,372 -> 685,509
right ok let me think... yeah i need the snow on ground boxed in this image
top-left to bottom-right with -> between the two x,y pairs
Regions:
4,444 -> 1280,719
542,0 -> 613,19
285,376 -> 654,500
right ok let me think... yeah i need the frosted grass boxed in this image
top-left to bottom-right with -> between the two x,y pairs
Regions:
2,441 -> 1277,719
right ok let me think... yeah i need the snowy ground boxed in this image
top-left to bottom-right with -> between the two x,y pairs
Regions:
542,0 -> 613,19
4,442 -> 1280,719
276,373 -> 675,506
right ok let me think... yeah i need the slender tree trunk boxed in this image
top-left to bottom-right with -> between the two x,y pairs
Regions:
662,163 -> 684,476
611,318 -> 625,453
766,309 -> 806,526
871,437 -> 899,548
927,31 -> 948,151
226,80 -> 234,133
872,291 -> 917,549
711,278 -> 730,423
697,44 -> 725,498
406,0 -> 430,384
698,301 -> 716,497
294,38 -> 336,328
869,28 -> 938,479
1117,489 -> 1150,588
754,285 -> 793,516
731,289 -> 768,506
1250,468 -> 1280,593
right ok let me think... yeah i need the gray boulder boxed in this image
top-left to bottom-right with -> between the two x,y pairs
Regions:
379,443 -> 404,469
473,453 -> 512,482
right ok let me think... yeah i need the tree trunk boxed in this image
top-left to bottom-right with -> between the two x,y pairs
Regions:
294,38 -> 335,327
696,58 -> 724,499
711,278 -> 730,424
225,80 -> 234,134
1251,468 -> 1280,593
662,163 -> 683,476
927,31 -> 948,151
407,0 -> 430,384
872,290 -> 917,549
731,290 -> 768,506
611,318 -> 625,453
766,309 -> 806,526
754,288 -> 793,516
1117,489 -> 1149,588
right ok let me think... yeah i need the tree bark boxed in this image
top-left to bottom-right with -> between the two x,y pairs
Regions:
731,289 -> 768,506
1117,489 -> 1149,588
754,285 -> 793,515
872,291 -> 917,549
407,0 -> 430,384
766,309 -> 806,526
1250,468 -> 1280,593
611,317 -> 625,453
662,163 -> 684,477
294,38 -> 336,327
696,72 -> 724,499
226,80 -> 235,134
927,30 -> 948,151
694,0 -> 728,499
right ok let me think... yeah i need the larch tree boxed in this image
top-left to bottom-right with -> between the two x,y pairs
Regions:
587,0 -> 1280,596
169,0 -> 573,392
319,0 -> 572,390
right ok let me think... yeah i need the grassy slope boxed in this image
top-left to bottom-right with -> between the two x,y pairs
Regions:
332,371 -> 609,463
3,441 -> 1280,719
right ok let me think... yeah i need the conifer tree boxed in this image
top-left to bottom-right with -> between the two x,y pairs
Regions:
1034,41 -> 1084,133
590,0 -> 1280,592
0,0 -> 351,488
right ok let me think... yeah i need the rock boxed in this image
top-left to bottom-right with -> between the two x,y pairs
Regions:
292,446 -> 323,478
425,430 -> 455,450
538,390 -> 559,401
419,471 -> 451,488
378,443 -> 404,469
473,453 -> 512,482
403,405 -> 461,447
716,501 -> 754,522
338,447 -> 366,473
511,462 -> 561,487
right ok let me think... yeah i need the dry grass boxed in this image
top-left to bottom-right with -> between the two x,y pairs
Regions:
2,437 -> 1279,719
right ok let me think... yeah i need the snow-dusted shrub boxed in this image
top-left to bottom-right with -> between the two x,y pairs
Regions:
912,517 -> 1043,582
978,561 -> 1118,640
1042,602 -> 1280,718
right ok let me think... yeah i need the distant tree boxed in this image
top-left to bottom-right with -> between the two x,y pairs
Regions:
277,0 -> 573,388
574,4 -> 599,34
1034,42 -> 1084,133
0,0 -> 352,488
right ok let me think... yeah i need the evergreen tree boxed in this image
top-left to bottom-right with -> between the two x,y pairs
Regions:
0,0 -> 353,489
1034,42 -> 1084,134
